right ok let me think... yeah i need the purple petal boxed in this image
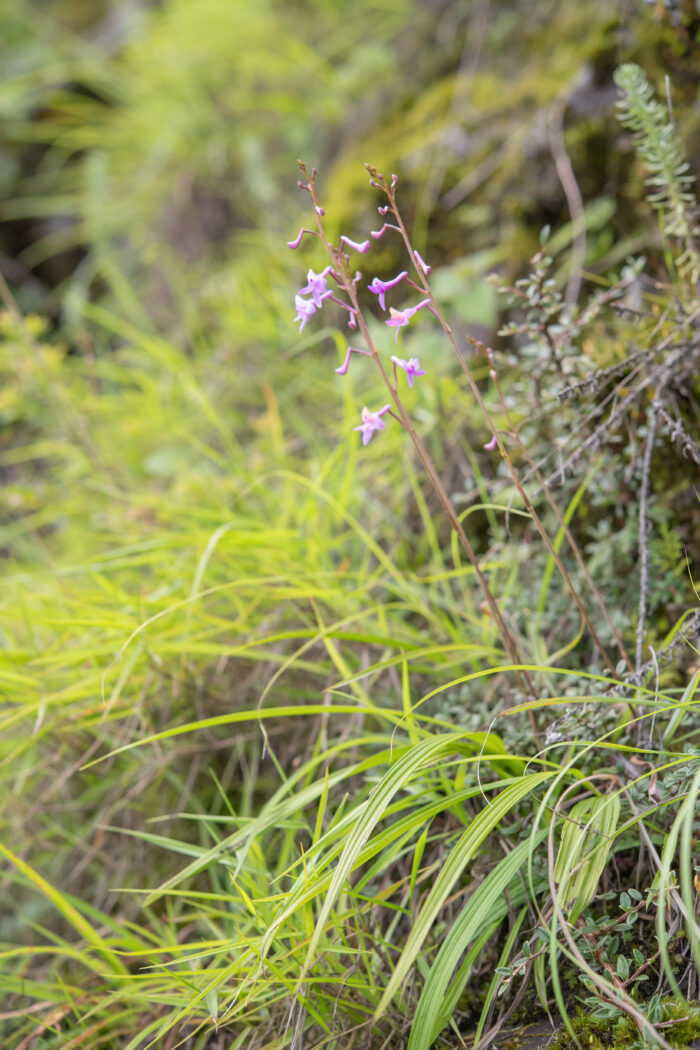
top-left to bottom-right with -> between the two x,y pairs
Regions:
370,223 -> 400,240
414,250 -> 432,275
336,345 -> 372,374
287,227 -> 313,249
340,235 -> 370,254
384,271 -> 408,292
368,271 -> 408,311
335,347 -> 353,375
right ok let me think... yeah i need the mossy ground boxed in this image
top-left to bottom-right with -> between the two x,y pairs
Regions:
546,1000 -> 700,1050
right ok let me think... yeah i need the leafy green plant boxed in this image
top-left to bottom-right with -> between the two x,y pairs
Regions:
614,62 -> 700,286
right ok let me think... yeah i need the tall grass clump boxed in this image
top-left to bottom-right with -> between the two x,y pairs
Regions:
1,41 -> 699,1050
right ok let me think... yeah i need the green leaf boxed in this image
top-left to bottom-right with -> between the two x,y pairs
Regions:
0,841 -> 126,976
394,777 -> 553,1047
553,793 -> 621,922
291,735 -> 470,981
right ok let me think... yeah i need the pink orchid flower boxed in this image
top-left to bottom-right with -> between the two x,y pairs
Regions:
293,294 -> 318,332
298,266 -> 333,308
385,299 -> 431,342
391,355 -> 427,388
368,271 -> 408,311
354,404 -> 392,445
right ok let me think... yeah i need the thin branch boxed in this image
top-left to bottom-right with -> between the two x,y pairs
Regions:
548,88 -> 586,311
636,403 -> 658,676
656,405 -> 700,466
380,175 -> 621,676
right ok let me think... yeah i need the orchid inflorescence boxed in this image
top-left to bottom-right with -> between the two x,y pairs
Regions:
287,162 -> 434,445
286,165 -> 631,709
287,164 -> 557,703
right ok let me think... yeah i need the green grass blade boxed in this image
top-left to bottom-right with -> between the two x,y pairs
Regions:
553,792 -> 621,922
408,829 -> 547,1050
377,771 -> 553,1019
0,841 -> 127,976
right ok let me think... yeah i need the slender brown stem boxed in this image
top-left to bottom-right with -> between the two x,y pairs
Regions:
383,180 -> 622,679
300,167 -> 541,739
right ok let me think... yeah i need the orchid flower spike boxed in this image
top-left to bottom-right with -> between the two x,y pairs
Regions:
367,271 -> 408,311
385,298 -> 431,342
391,355 -> 427,388
353,404 -> 392,446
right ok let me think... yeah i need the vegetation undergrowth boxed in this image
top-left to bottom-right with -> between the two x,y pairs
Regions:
1,5 -> 699,1050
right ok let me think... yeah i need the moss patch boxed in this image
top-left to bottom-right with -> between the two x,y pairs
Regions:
546,999 -> 700,1050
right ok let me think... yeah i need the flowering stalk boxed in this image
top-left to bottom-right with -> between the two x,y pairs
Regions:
366,164 -> 629,679
290,161 -> 539,718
